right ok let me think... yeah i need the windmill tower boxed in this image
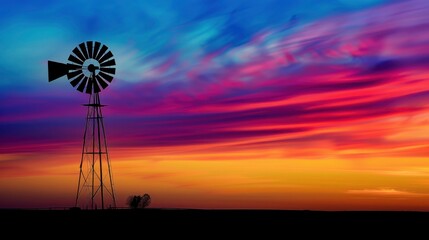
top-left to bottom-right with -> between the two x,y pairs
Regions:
48,41 -> 117,209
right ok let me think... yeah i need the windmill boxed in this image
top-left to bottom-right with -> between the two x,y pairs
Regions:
48,41 -> 117,209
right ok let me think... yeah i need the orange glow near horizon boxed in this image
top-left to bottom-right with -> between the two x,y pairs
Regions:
2,137 -> 429,210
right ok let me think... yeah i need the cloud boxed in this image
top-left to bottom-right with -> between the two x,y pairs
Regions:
346,188 -> 427,196
2,0 -> 429,156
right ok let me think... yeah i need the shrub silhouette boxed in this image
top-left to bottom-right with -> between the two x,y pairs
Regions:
141,193 -> 151,208
127,194 -> 151,209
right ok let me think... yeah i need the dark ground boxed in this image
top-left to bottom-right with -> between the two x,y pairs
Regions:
2,209 -> 429,236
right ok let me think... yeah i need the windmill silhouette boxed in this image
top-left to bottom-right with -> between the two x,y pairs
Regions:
48,41 -> 117,209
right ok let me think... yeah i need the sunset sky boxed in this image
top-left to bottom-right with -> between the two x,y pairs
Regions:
2,0 -> 429,210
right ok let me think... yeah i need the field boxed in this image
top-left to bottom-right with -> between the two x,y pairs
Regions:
2,209 -> 429,236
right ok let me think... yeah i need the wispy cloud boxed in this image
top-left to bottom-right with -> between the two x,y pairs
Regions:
2,0 -> 429,159
347,188 -> 427,196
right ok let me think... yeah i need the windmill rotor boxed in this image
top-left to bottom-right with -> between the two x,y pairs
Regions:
48,41 -> 116,94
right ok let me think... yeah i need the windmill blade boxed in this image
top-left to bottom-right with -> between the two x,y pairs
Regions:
96,75 -> 109,89
48,61 -> 69,82
93,79 -> 101,93
67,69 -> 82,80
99,71 -> 114,83
70,74 -> 85,87
95,45 -> 108,61
100,67 -> 115,75
86,41 -> 93,58
93,42 -> 101,59
68,54 -> 83,65
67,63 -> 81,71
98,51 -> 113,64
79,42 -> 89,59
72,47 -> 85,62
77,77 -> 88,92
86,78 -> 93,94
100,59 -> 116,67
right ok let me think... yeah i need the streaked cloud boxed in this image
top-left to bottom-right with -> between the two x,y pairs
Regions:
347,188 -> 427,196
